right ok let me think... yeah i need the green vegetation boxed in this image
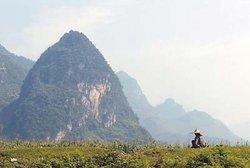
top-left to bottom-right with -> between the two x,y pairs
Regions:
0,141 -> 249,168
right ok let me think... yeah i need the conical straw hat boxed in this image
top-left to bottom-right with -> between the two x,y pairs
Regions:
193,129 -> 203,135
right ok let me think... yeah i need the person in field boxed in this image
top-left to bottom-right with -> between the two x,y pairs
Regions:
191,129 -> 207,148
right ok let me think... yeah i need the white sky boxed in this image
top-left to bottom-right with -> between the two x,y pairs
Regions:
1,0 -> 250,128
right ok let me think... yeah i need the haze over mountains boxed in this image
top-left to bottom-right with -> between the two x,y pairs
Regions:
0,31 -> 242,144
0,31 -> 152,142
0,44 -> 34,111
117,71 -> 240,144
2,1 -> 250,141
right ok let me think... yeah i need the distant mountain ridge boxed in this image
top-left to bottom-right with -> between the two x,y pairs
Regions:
0,36 -> 240,144
116,71 -> 154,121
155,98 -> 186,119
0,44 -> 34,111
1,31 -> 152,142
117,71 -> 239,144
230,121 -> 250,141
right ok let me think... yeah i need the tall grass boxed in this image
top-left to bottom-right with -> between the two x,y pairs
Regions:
0,141 -> 249,167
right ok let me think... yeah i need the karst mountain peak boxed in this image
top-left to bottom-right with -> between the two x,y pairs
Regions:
1,31 -> 152,142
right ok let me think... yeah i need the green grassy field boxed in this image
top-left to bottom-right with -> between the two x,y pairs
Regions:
0,141 -> 249,168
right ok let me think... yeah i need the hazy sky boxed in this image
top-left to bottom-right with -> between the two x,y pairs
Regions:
1,0 -> 250,127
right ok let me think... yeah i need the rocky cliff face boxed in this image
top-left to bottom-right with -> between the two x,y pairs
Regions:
0,44 -> 33,111
1,31 -> 152,142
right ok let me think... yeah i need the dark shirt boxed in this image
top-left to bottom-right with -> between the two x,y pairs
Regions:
192,135 -> 206,148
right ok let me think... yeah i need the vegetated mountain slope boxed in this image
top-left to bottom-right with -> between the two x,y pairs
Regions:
118,71 -> 239,144
1,31 -> 152,142
0,44 -> 34,111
